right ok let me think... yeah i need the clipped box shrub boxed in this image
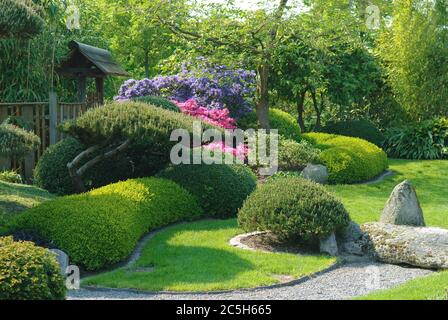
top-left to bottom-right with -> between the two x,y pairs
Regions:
238,108 -> 301,142
18,178 -> 203,270
304,133 -> 388,184
278,137 -> 321,171
33,138 -> 165,195
158,164 -> 257,219
321,119 -> 385,147
0,124 -> 40,158
0,237 -> 66,300
238,176 -> 350,242
132,95 -> 180,112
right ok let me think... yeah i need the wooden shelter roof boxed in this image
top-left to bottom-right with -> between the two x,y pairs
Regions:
58,41 -> 129,78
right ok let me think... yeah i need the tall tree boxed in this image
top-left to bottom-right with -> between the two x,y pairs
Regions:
147,0 -> 293,129
377,0 -> 448,120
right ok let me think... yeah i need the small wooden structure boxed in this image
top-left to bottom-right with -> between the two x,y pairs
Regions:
57,41 -> 129,104
0,41 -> 129,181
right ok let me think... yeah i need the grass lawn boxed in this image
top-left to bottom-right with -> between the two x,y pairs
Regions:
0,180 -> 54,235
359,271 -> 448,300
83,219 -> 336,292
330,159 -> 448,228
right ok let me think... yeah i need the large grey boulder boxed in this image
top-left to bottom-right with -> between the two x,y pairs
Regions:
320,233 -> 338,256
337,222 -> 368,256
362,223 -> 448,270
50,249 -> 69,275
380,180 -> 425,226
301,164 -> 329,184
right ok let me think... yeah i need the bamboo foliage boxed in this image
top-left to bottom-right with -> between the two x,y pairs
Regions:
0,0 -> 44,39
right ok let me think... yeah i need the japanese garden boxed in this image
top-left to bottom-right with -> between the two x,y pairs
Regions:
0,0 -> 447,301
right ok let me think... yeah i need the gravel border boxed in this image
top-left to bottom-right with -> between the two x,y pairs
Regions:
68,262 -> 433,300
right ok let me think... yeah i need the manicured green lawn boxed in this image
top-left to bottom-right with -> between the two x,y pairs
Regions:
359,271 -> 448,300
83,219 -> 336,292
330,159 -> 448,228
0,180 -> 54,235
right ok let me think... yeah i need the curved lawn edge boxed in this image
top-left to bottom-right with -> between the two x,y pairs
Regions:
81,261 -> 341,296
81,219 -> 337,293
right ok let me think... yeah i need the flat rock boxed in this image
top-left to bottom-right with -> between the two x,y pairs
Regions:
337,222 -> 368,256
380,180 -> 425,226
362,222 -> 448,270
301,164 -> 329,184
320,233 -> 338,256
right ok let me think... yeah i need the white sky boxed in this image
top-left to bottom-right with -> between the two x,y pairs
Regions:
200,0 -> 309,13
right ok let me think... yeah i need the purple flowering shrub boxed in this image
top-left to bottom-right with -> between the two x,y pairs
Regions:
115,64 -> 256,119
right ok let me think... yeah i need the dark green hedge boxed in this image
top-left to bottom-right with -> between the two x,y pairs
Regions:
238,108 -> 301,142
158,164 -> 257,219
321,119 -> 385,147
0,237 -> 66,300
18,178 -> 203,270
238,176 -> 350,242
304,133 -> 388,184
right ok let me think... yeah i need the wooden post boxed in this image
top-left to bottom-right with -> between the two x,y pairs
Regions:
78,76 -> 87,103
95,77 -> 104,106
49,91 -> 58,145
21,105 -> 35,182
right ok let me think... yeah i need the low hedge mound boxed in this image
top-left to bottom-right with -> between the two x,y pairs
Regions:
132,95 -> 180,112
0,237 -> 66,300
158,164 -> 257,218
18,178 -> 203,270
238,108 -> 301,142
321,119 -> 385,147
238,176 -> 350,242
303,133 -> 388,184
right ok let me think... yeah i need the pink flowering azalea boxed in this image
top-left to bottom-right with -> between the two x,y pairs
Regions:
203,142 -> 248,161
174,99 -> 237,129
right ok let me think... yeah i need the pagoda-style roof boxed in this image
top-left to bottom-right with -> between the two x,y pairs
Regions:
58,41 -> 129,78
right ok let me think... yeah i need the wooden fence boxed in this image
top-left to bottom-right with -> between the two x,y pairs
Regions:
0,92 -> 89,181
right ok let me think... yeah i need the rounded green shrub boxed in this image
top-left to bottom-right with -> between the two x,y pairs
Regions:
158,164 -> 257,218
34,138 -> 85,195
132,95 -> 180,112
34,137 -> 166,195
0,237 -> 66,300
18,178 -> 203,270
321,119 -> 385,147
278,137 -> 321,171
0,170 -> 22,184
304,133 -> 388,184
238,108 -> 301,142
0,124 -> 40,158
238,176 -> 350,242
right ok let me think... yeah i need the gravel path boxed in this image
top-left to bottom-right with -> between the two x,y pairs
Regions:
67,261 -> 432,300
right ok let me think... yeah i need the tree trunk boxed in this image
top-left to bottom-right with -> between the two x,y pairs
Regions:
256,64 -> 270,130
297,89 -> 307,132
311,89 -> 323,131
144,48 -> 150,79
